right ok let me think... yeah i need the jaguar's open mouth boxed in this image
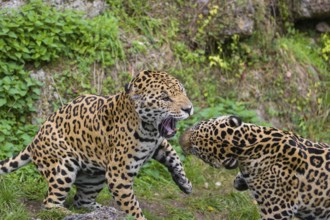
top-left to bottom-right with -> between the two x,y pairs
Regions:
159,117 -> 178,138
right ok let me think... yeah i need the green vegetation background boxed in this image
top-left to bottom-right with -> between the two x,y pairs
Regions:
0,0 -> 329,219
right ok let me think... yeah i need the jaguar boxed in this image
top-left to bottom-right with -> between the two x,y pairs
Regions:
180,115 -> 330,220
0,70 -> 194,220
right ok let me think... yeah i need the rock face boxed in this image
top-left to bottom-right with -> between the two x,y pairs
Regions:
0,0 -> 26,9
46,0 -> 107,17
63,207 -> 126,220
316,21 -> 330,32
30,69 -> 56,123
200,0 -> 255,38
292,0 -> 330,19
186,0 -> 255,43
184,0 -> 329,45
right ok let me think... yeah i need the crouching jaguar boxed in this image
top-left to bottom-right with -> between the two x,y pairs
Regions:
0,70 -> 194,220
180,115 -> 330,220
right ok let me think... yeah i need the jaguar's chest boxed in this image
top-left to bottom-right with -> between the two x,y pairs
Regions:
133,131 -> 163,158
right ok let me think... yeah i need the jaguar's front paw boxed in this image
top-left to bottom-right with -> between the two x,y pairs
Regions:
172,174 -> 192,194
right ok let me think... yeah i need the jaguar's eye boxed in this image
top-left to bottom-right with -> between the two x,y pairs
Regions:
162,96 -> 172,102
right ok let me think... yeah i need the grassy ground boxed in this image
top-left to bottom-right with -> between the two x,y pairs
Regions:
137,158 -> 260,220
0,158 -> 260,220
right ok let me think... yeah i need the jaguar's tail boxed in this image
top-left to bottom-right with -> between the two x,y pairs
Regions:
0,146 -> 32,174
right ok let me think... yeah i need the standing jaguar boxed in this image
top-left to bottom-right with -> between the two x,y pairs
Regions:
0,70 -> 194,220
180,115 -> 330,220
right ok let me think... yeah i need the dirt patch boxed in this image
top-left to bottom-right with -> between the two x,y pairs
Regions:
139,198 -> 171,218
21,199 -> 43,216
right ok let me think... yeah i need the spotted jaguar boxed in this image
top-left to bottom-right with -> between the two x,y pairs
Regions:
0,70 -> 194,220
180,115 -> 330,220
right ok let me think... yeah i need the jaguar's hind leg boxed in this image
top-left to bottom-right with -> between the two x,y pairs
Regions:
73,172 -> 106,209
36,157 -> 78,209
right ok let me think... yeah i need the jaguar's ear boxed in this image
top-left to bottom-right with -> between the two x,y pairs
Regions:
124,83 -> 131,93
125,83 -> 140,101
228,116 -> 242,127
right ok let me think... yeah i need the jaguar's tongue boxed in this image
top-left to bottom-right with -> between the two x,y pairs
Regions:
159,117 -> 177,138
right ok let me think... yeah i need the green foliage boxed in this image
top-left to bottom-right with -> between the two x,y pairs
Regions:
209,35 -> 243,70
195,4 -> 220,47
277,33 -> 328,71
0,62 -> 41,116
69,13 -> 124,67
277,0 -> 294,31
0,121 -> 38,158
0,0 -> 123,67
321,33 -> 330,62
0,62 -> 41,158
172,42 -> 206,64
170,42 -> 210,103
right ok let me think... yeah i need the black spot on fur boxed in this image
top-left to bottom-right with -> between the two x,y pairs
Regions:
0,158 -> 9,166
9,161 -> 18,169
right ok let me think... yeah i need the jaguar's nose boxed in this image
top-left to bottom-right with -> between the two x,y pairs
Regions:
182,106 -> 193,116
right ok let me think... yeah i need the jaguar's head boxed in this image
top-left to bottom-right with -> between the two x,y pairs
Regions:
179,115 -> 242,169
125,70 -> 193,139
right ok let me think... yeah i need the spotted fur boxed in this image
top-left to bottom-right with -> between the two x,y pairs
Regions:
180,115 -> 330,220
0,70 -> 193,220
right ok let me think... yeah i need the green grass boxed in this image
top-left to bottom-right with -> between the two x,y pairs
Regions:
137,157 -> 260,220
0,177 -> 31,220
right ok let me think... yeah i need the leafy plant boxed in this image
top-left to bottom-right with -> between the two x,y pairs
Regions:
0,62 -> 41,158
321,33 -> 330,62
0,62 -> 41,116
208,34 -> 251,80
0,0 -> 124,67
